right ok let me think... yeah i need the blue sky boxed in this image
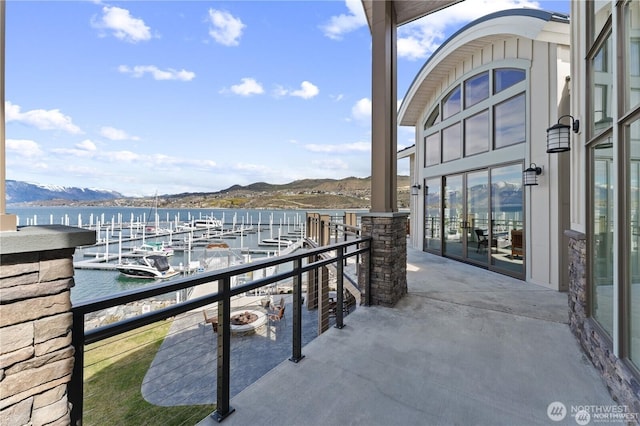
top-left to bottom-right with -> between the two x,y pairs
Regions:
5,0 -> 569,197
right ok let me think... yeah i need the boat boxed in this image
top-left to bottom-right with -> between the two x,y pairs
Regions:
190,217 -> 223,228
116,255 -> 180,279
131,241 -> 174,256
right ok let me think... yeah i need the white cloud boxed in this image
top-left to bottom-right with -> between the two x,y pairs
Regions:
226,78 -> 264,96
208,9 -> 245,46
304,141 -> 370,153
320,0 -> 367,40
351,98 -> 371,122
101,126 -> 140,141
6,139 -> 44,157
91,6 -> 152,43
290,81 -> 319,99
51,140 -> 100,158
233,162 -> 274,174
275,81 -> 320,99
102,150 -> 141,162
272,85 -> 289,98
51,143 -> 217,171
5,101 -> 82,134
311,158 -> 349,170
76,140 -> 97,151
118,65 -> 195,81
398,0 -> 541,60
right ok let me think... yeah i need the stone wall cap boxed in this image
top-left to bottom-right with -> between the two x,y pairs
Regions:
0,225 -> 96,255
361,212 -> 409,218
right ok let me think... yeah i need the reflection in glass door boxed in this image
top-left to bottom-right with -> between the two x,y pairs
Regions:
466,170 -> 489,266
444,175 -> 463,258
424,178 -> 441,252
490,164 -> 524,277
442,171 -> 489,264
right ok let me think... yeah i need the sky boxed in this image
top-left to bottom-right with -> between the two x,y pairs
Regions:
4,0 -> 570,197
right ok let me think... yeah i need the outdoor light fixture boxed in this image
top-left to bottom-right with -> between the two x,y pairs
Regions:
546,114 -> 579,153
411,184 -> 421,196
523,163 -> 543,186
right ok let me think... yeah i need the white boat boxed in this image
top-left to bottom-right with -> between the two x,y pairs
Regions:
191,217 -> 223,228
116,255 -> 179,279
132,242 -> 174,256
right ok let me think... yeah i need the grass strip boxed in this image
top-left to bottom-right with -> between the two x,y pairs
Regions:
83,320 -> 215,426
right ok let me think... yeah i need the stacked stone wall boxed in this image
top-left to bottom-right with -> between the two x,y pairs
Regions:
0,249 -> 75,426
360,214 -> 408,306
566,231 -> 640,419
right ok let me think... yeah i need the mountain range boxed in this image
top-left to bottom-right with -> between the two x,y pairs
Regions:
6,180 -> 123,204
6,177 -> 411,210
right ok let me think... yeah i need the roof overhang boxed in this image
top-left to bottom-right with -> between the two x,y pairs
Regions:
398,9 -> 570,127
397,144 -> 416,159
361,0 -> 463,29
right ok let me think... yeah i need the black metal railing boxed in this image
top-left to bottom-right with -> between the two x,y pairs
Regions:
69,237 -> 370,424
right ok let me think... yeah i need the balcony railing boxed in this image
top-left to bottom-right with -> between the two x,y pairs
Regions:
69,236 -> 371,424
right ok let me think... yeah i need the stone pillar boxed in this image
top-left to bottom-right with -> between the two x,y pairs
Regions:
360,213 -> 408,306
566,230 -> 587,339
0,225 -> 95,425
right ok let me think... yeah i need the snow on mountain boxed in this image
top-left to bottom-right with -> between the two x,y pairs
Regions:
6,180 -> 123,204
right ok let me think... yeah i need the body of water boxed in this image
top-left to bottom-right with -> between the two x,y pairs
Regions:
8,206 -> 357,304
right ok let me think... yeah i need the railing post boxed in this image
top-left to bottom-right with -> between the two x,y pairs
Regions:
211,277 -> 235,422
290,258 -> 305,363
70,310 -> 85,425
335,246 -> 345,329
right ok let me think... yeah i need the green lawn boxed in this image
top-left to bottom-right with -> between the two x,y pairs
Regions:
83,320 -> 215,426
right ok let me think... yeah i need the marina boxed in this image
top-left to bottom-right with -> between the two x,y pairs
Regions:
8,206 -> 326,303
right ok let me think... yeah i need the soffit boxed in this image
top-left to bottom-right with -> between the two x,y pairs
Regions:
361,1 -> 463,28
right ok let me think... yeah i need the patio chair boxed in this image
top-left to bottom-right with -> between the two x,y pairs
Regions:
269,296 -> 285,314
511,229 -> 523,258
268,305 -> 286,325
202,309 -> 218,333
475,229 -> 488,253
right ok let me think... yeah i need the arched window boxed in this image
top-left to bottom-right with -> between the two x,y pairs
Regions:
494,68 -> 525,94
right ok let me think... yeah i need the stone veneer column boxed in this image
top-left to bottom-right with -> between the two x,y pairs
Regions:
566,230 -> 640,415
0,225 -> 95,425
359,213 -> 408,306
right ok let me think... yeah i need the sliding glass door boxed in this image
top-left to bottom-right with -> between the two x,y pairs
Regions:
442,171 -> 489,266
466,170 -> 489,266
443,175 -> 464,258
424,178 -> 442,252
490,164 -> 524,277
425,163 -> 524,279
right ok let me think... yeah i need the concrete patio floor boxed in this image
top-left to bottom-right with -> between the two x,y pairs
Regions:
197,246 -> 622,426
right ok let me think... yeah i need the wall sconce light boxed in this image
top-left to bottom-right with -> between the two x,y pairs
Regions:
411,184 -> 421,196
546,114 -> 579,153
523,163 -> 542,186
